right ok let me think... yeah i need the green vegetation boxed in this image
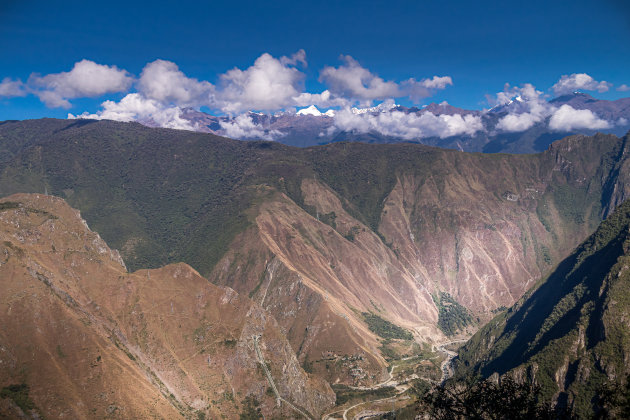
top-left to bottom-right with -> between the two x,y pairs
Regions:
0,201 -> 20,211
343,225 -> 362,242
433,292 -> 474,336
302,358 -> 314,374
0,383 -> 36,413
239,395 -> 261,420
223,339 -> 237,347
56,344 -> 66,358
455,199 -> 630,418
379,340 -> 399,360
420,376 -> 568,419
362,312 -> 413,340
332,384 -> 397,406
0,119 -> 619,281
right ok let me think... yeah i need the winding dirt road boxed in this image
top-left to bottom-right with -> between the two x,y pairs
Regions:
322,339 -> 467,419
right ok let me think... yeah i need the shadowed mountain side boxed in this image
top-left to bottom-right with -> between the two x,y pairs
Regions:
454,199 -> 630,418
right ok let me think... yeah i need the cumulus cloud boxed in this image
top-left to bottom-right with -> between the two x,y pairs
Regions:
29,60 -> 133,108
69,93 -> 196,130
331,108 -> 483,139
496,113 -> 543,132
215,51 -> 307,113
548,104 -> 611,131
320,55 -> 451,104
0,78 -> 26,97
419,76 -> 453,89
219,114 -> 284,140
137,60 -> 214,106
293,89 -> 349,108
493,83 -> 554,132
617,84 -> 630,92
320,56 -> 400,102
552,73 -> 611,96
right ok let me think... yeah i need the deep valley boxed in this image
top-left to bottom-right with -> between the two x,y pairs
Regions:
1,119 -> 630,418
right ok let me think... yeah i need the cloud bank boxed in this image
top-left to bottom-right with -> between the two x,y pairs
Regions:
3,55 -> 625,141
552,73 -> 611,95
331,108 -> 483,139
0,78 -> 26,97
69,93 -> 196,130
548,104 -> 611,131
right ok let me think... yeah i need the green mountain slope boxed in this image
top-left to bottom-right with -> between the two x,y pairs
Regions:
454,199 -> 630,418
0,119 -> 625,276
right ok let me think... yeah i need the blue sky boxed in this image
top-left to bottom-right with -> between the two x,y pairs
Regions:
1,0 -> 629,121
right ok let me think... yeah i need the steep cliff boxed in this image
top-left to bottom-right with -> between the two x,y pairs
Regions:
454,198 -> 630,418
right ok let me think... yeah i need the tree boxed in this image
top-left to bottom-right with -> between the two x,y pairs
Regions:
419,377 -> 571,420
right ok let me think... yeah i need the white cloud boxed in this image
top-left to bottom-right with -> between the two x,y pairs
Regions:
0,78 -> 26,97
279,49 -> 307,67
219,114 -> 284,140
320,55 -> 451,104
293,89 -> 349,108
548,104 -> 611,131
320,55 -> 400,102
69,93 -> 196,131
552,73 -> 611,96
493,83 -> 554,132
419,75 -> 453,89
29,59 -> 133,108
617,84 -> 630,92
496,112 -> 542,132
137,59 -> 214,106
331,108 -> 483,139
491,83 -> 544,107
215,51 -> 307,113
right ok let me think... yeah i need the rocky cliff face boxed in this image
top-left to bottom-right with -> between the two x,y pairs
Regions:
454,198 -> 630,418
0,194 -> 334,419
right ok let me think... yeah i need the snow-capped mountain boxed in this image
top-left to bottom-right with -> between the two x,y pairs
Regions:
178,92 -> 630,153
296,105 -> 335,117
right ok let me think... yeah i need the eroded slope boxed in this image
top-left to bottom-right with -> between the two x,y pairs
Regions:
0,194 -> 334,419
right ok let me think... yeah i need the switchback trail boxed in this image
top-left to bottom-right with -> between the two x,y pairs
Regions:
252,335 -> 313,420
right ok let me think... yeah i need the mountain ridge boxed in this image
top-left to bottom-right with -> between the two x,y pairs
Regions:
453,197 -> 630,417
171,92 -> 630,153
2,119 -> 630,385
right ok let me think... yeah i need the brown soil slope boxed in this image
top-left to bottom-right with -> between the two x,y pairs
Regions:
0,194 -> 333,419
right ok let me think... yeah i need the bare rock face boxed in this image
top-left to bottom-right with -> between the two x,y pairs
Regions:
211,181 -> 446,386
0,194 -> 334,419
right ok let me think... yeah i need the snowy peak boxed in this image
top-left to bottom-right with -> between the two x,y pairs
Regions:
296,105 -> 335,117
351,101 -> 398,115
297,105 -> 322,116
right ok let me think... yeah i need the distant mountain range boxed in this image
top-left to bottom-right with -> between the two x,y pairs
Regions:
170,92 -> 630,153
